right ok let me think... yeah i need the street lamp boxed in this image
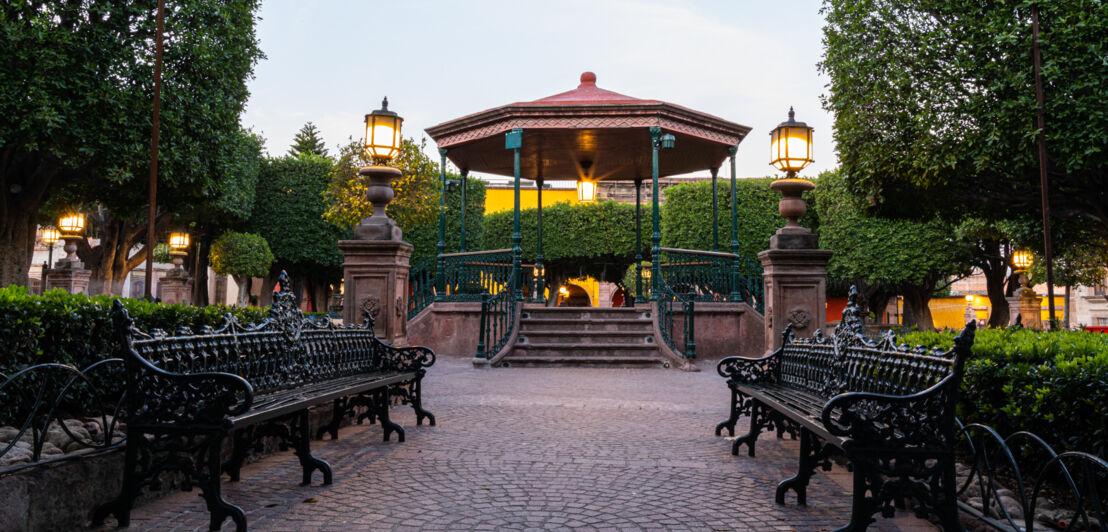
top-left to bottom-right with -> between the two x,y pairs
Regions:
768,108 -> 816,233
1011,250 -> 1034,272
355,97 -> 405,241
57,213 -> 85,266
168,231 -> 190,273
576,179 -> 597,203
41,227 -> 60,266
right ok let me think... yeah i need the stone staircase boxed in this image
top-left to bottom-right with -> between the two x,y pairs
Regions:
501,306 -> 671,367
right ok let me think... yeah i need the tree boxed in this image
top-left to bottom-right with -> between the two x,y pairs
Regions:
814,171 -> 974,330
0,0 -> 263,287
209,231 -> 275,306
324,138 -> 439,234
820,0 -> 1108,239
288,122 -> 328,158
250,154 -> 348,310
404,177 -> 487,267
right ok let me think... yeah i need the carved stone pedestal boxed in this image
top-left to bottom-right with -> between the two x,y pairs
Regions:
1016,274 -> 1043,330
45,263 -> 91,295
758,247 -> 833,353
159,271 -> 190,305
338,239 -> 412,346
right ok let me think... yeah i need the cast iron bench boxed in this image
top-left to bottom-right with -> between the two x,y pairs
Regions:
715,287 -> 975,531
93,272 -> 436,531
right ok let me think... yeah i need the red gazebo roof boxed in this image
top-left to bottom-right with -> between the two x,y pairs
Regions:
425,72 -> 752,181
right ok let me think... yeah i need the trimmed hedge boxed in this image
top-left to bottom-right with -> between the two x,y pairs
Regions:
901,328 -> 1108,456
0,286 -> 267,374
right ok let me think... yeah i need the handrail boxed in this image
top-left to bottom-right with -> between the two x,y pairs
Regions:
657,247 -> 764,311
440,249 -> 513,302
408,257 -> 436,320
476,277 -> 517,359
654,258 -> 696,359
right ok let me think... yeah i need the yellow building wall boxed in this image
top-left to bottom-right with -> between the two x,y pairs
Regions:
485,188 -> 579,214
910,295 -> 1068,329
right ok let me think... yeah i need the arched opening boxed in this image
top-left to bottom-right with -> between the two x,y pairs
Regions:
556,283 -> 591,307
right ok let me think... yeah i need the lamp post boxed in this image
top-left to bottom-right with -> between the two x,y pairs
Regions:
355,97 -> 405,241
57,214 -> 85,266
168,232 -> 190,273
769,107 -> 815,226
1011,249 -> 1040,328
649,127 -> 675,300
41,227 -> 59,268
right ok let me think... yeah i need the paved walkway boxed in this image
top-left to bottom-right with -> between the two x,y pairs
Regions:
102,358 -> 937,531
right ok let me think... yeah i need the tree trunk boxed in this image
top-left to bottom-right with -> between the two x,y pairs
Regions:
1,157 -> 60,288
192,236 -> 211,306
232,275 -> 249,306
1064,284 -> 1071,329
0,208 -> 38,288
901,286 -> 936,331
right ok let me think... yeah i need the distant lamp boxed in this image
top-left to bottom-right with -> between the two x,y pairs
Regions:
356,98 -> 405,241
58,214 -> 85,235
168,232 -> 190,251
1012,250 -> 1034,272
41,228 -> 60,245
965,295 -> 974,303
661,134 -> 676,150
364,97 -> 403,164
577,179 -> 597,203
769,107 -> 814,176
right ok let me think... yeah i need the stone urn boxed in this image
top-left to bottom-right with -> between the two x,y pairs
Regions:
353,165 -> 403,241
768,177 -> 817,249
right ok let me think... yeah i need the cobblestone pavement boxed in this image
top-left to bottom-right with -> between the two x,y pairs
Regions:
97,357 -> 938,531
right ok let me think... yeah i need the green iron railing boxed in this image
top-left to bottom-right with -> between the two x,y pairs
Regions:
658,247 -> 765,313
475,278 -> 517,360
655,269 -> 696,359
408,258 -> 436,320
735,255 -> 765,314
440,249 -> 513,302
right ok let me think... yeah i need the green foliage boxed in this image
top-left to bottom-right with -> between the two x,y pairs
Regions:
324,138 -> 439,233
820,0 -> 1108,233
0,286 -> 266,373
622,261 -> 652,299
404,178 -> 486,266
484,200 -> 648,282
288,122 -> 328,158
250,154 -> 347,282
901,328 -> 1108,455
660,178 -> 799,261
209,231 -> 275,279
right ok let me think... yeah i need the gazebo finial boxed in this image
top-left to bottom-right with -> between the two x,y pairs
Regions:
580,71 -> 596,86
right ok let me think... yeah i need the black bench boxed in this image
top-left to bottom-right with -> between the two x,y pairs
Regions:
715,287 -> 974,531
93,272 -> 436,531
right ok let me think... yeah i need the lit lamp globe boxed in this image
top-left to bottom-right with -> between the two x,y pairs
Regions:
577,179 -> 597,203
768,107 -> 815,234
1011,250 -> 1036,297
41,227 -> 60,246
168,232 -> 190,272
356,97 -> 405,241
57,214 -> 85,266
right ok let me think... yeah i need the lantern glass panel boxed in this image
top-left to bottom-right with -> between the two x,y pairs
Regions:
41,228 -> 60,245
577,179 -> 597,203
365,113 -> 403,162
169,232 -> 190,251
1012,250 -> 1034,270
770,125 -> 813,173
58,215 -> 84,234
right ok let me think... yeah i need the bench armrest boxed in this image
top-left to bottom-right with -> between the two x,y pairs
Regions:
716,352 -> 778,383
383,345 -> 436,373
820,378 -> 956,448
128,359 -> 254,429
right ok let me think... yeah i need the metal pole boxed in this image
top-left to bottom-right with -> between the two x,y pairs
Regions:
506,128 -> 523,301
536,177 -> 545,303
459,169 -> 468,253
728,146 -> 741,302
1032,4 -> 1057,327
710,166 -> 719,251
650,127 -> 662,301
144,0 -> 166,300
436,148 -> 448,301
634,178 -> 645,304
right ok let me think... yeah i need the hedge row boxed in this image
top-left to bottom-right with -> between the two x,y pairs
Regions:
900,328 -> 1108,456
0,286 -> 267,375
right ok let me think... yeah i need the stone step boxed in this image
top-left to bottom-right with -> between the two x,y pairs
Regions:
519,318 -> 653,333
509,343 -> 660,359
520,307 -> 650,321
501,356 -> 670,368
516,330 -> 654,345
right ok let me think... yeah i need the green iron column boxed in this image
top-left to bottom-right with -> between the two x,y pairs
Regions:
436,148 -> 448,301
728,146 -> 741,302
710,166 -> 720,251
506,128 -> 523,301
459,168 -> 469,252
535,177 -> 546,303
650,127 -> 662,301
634,177 -> 645,304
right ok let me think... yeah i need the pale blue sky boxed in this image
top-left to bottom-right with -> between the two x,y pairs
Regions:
242,0 -> 834,179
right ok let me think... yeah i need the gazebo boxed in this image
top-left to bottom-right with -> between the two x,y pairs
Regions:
421,72 -> 756,363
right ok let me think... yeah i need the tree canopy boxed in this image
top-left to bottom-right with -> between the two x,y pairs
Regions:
0,0 -> 263,287
288,122 -> 328,158
324,138 -> 439,234
820,0 -> 1108,237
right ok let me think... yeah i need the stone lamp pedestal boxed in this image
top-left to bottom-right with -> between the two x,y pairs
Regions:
758,178 -> 833,354
339,165 -> 412,346
1015,273 -> 1043,330
159,252 -> 191,305
45,236 -> 91,294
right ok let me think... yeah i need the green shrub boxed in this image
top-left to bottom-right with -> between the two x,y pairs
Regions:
622,261 -> 651,299
900,328 -> 1108,455
210,231 -> 275,279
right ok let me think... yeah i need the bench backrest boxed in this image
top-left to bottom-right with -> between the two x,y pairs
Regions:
118,272 -> 389,395
777,287 -> 968,400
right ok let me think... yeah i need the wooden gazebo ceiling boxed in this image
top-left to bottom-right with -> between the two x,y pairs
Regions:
424,72 -> 752,181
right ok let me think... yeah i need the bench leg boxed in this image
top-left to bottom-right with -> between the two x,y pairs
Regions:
776,428 -> 821,506
733,400 -> 765,457
353,393 -> 378,425
224,428 -> 252,482
409,374 -> 436,427
91,433 -> 142,527
198,433 -> 247,532
832,462 -> 877,532
316,397 -> 347,441
715,386 -> 741,437
376,389 -> 405,442
934,462 -> 962,532
292,409 -> 333,486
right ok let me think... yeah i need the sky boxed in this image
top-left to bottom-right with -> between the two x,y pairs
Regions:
241,0 -> 834,180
